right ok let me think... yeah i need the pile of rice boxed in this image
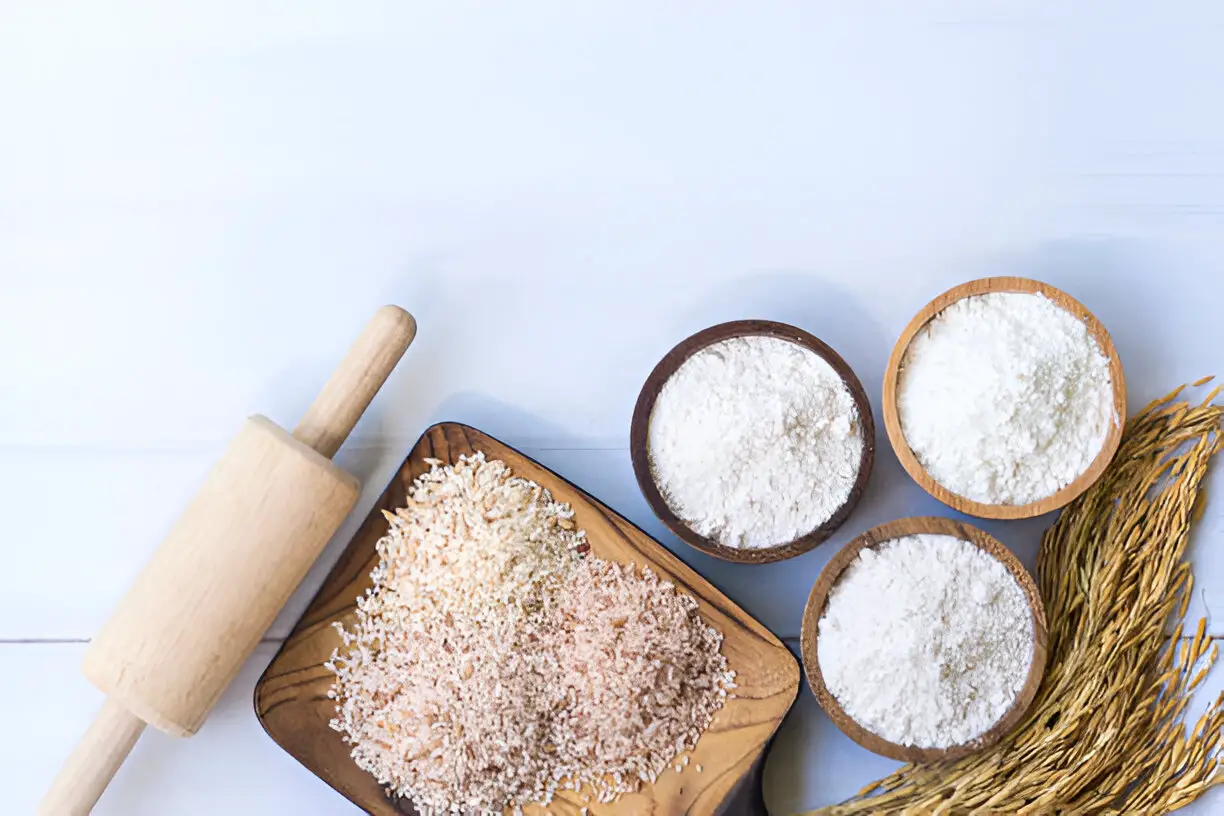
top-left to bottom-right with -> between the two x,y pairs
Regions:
327,453 -> 736,815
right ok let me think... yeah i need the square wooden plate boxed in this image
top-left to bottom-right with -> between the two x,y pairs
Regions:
255,423 -> 800,815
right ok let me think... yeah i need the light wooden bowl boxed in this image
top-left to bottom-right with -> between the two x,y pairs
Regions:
630,320 -> 875,564
800,516 -> 1049,763
883,276 -> 1127,520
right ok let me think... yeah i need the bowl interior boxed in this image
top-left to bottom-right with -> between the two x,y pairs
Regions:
630,319 -> 875,564
800,516 -> 1049,763
882,276 -> 1127,520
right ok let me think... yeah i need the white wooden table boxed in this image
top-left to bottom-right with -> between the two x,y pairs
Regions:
4,2 -> 1223,813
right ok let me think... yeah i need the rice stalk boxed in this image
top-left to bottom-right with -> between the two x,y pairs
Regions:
806,383 -> 1224,815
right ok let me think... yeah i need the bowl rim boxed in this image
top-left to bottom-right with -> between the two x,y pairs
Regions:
800,515 -> 1050,763
629,319 -> 875,564
882,276 -> 1127,520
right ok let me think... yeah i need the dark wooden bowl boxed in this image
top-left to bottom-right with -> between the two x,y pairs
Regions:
630,320 -> 875,565
882,276 -> 1127,520
800,516 -> 1049,763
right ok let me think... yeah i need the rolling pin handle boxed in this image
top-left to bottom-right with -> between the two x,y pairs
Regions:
38,698 -> 147,816
293,305 -> 417,459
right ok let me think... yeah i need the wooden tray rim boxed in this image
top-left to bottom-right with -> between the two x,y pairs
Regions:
254,421 -> 801,815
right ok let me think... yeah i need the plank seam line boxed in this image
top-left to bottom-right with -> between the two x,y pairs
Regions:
5,635 -> 1222,645
0,636 -> 289,645
0,443 -> 632,455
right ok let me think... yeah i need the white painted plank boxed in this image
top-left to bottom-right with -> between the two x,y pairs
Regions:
0,444 -> 403,641
4,205 -> 1222,453
3,442 -> 1221,639
13,640 -> 1223,814
2,1 -> 1224,450
14,643 -> 354,815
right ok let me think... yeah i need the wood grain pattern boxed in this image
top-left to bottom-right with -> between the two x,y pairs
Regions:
255,423 -> 800,816
800,516 -> 1049,763
630,320 -> 875,564
882,276 -> 1127,520
85,417 -> 360,738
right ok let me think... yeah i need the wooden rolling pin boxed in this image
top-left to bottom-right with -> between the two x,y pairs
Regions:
38,305 -> 417,816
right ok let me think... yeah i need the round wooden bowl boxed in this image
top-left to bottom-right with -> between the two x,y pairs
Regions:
883,276 -> 1127,520
801,516 -> 1049,763
630,320 -> 875,564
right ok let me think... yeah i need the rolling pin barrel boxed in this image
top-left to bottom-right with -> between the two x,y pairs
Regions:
38,306 -> 416,815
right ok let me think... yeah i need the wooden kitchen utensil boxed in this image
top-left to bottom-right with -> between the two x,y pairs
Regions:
255,423 -> 801,815
38,305 -> 417,816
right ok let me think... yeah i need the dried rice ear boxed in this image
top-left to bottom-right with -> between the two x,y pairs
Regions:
812,382 -> 1223,814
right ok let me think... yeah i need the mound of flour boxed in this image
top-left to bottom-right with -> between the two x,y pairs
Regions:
817,533 -> 1034,747
648,335 -> 863,549
899,292 -> 1114,505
